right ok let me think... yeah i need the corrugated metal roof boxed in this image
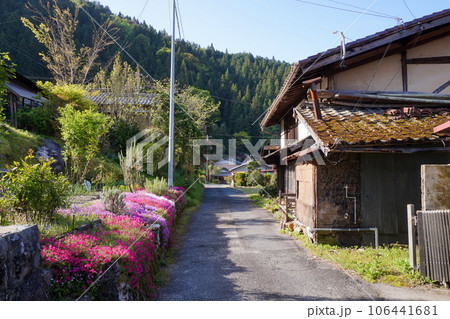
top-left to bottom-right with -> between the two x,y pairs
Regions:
6,82 -> 43,101
296,104 -> 450,147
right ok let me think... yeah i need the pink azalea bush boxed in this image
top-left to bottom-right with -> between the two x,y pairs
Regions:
41,186 -> 186,300
41,214 -> 157,300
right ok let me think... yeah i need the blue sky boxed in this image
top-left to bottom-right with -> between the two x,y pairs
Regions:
93,0 -> 449,63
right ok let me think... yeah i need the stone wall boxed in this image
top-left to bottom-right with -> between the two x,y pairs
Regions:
0,225 -> 48,300
316,153 -> 362,245
317,153 -> 361,228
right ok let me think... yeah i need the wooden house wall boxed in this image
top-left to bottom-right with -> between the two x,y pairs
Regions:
283,110 -> 297,141
295,163 -> 316,229
360,152 -> 450,244
407,36 -> 450,93
330,35 -> 450,94
333,54 -> 403,91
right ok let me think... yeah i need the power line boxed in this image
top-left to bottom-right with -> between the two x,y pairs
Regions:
0,37 -> 49,71
252,0 -> 335,34
0,18 -> 21,25
253,0 -> 382,126
326,0 -> 398,20
175,0 -> 185,39
295,0 -> 397,20
84,0 -> 150,84
76,1 -> 198,124
402,0 -> 416,19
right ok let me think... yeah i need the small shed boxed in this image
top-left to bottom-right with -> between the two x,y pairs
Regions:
6,73 -> 44,127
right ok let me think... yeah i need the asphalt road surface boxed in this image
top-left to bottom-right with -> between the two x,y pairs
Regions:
158,184 -> 381,301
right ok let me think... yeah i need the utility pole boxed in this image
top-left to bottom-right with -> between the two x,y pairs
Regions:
168,0 -> 176,186
205,135 -> 209,183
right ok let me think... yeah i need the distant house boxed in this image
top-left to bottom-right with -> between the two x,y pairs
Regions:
209,158 -> 240,182
87,89 -> 156,127
228,161 -> 276,175
261,10 -> 450,245
87,90 -> 155,108
210,157 -> 275,182
6,73 -> 44,127
214,157 -> 242,171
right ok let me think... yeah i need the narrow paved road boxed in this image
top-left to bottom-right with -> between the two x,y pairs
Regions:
158,184 -> 381,301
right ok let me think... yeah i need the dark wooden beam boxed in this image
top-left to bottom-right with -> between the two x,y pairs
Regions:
406,56 -> 450,64
401,51 -> 408,91
434,79 -> 450,94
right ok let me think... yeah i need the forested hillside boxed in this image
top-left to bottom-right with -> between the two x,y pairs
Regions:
0,0 -> 290,139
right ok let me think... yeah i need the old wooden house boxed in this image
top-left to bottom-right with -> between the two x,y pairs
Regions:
261,10 -> 450,245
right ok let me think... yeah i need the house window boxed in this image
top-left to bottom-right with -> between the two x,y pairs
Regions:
285,161 -> 296,193
284,112 -> 297,142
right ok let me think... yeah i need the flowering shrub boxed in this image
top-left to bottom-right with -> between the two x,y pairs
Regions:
0,150 -> 71,224
124,201 -> 170,246
123,191 -> 176,247
41,214 -> 157,300
41,187 -> 187,300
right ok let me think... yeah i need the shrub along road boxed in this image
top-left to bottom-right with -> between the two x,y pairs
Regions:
158,184 -> 381,301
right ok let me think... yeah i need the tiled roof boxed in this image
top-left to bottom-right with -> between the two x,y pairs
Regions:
87,91 -> 155,105
296,105 -> 450,147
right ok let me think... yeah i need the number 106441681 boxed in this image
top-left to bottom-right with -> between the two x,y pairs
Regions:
368,305 -> 438,316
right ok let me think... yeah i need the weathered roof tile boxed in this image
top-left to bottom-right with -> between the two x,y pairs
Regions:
296,104 -> 450,147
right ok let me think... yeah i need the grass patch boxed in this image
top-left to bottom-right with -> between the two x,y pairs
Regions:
185,180 -> 204,207
234,186 -> 261,196
0,124 -> 42,167
282,229 -> 433,287
235,187 -> 283,222
13,211 -> 100,238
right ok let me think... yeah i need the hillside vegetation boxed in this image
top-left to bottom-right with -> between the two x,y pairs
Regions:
0,0 -> 290,140
0,124 -> 42,167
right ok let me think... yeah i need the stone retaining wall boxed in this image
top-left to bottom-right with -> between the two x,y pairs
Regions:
0,225 -> 48,300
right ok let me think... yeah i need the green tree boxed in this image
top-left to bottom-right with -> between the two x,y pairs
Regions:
0,50 -> 15,121
247,160 -> 260,173
38,81 -> 95,110
246,169 -> 265,187
58,104 -> 112,183
147,81 -> 220,176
